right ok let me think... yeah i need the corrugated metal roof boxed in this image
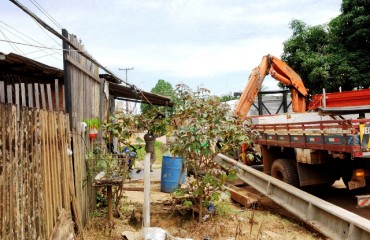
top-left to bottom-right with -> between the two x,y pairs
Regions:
0,52 -> 173,106
0,52 -> 63,80
108,82 -> 173,107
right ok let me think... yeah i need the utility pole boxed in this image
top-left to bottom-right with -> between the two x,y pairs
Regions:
119,67 -> 134,83
119,67 -> 134,112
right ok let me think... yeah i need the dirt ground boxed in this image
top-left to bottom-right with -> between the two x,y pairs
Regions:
81,179 -> 326,240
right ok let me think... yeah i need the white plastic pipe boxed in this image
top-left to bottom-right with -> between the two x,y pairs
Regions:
143,153 -> 151,228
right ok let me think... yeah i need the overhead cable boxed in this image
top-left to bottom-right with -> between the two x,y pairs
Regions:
29,0 -> 63,29
9,0 -> 128,86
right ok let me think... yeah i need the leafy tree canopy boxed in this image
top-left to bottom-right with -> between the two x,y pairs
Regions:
140,79 -> 175,115
281,0 -> 370,94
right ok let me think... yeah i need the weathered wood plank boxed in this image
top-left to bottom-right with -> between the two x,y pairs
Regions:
47,84 -> 53,111
55,79 -> 59,112
21,83 -> 26,107
19,107 -> 26,239
40,84 -> 46,110
0,104 -> 6,238
7,85 -> 13,104
40,110 -> 51,237
15,84 -> 20,120
49,209 -> 74,240
2,104 -> 9,237
65,54 -> 101,83
0,81 -> 5,102
14,104 -> 20,239
9,105 -> 16,239
27,84 -> 33,108
62,85 -> 65,113
53,112 -> 62,216
34,83 -> 40,109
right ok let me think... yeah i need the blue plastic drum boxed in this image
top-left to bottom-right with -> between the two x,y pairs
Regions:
161,156 -> 186,193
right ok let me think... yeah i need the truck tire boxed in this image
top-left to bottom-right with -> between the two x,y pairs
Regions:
271,159 -> 299,187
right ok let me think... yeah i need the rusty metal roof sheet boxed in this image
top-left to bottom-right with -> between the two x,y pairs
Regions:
0,52 -> 172,106
0,52 -> 63,80
108,82 -> 173,107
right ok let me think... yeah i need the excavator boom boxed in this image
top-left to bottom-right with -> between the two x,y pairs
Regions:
234,55 -> 308,117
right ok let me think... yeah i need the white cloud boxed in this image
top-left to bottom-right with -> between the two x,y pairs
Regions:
0,0 -> 342,96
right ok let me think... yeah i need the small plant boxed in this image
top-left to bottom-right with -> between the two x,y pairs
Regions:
84,118 -> 101,140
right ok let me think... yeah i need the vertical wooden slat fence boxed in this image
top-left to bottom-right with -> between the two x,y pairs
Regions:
0,102 -> 74,239
63,31 -> 109,225
0,81 -> 63,112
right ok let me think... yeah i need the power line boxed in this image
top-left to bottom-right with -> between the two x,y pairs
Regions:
0,21 -> 62,60
0,30 -> 24,54
0,20 -> 61,50
29,0 -> 63,29
9,0 -> 128,85
0,38 -> 84,51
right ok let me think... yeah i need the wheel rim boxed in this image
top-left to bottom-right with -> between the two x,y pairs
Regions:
274,170 -> 284,181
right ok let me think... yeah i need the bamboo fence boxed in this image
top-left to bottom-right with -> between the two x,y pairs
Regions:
0,103 -> 74,239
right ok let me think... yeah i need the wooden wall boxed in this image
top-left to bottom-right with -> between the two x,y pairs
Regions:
63,31 -> 110,225
0,103 -> 74,239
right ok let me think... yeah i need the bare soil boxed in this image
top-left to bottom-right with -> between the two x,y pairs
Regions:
81,180 -> 326,240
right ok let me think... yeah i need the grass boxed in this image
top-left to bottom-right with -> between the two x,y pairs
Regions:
134,141 -> 165,166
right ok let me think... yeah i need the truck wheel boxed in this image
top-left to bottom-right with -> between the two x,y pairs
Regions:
271,159 -> 299,187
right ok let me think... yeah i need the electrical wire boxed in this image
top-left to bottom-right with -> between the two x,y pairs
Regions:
0,39 -> 85,52
28,0 -> 63,29
33,18 -> 63,47
0,30 -> 24,54
0,22 -> 62,61
0,20 -> 62,52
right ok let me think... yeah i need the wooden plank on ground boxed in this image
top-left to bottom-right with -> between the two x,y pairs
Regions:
49,209 -> 74,240
224,183 -> 260,207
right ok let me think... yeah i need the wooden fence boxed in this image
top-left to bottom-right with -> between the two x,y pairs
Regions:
0,80 -> 64,112
63,31 -> 110,225
0,103 -> 75,239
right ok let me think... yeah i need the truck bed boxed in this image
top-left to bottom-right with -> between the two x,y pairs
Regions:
254,118 -> 370,157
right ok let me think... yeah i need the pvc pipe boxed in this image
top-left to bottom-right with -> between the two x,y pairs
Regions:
143,153 -> 151,228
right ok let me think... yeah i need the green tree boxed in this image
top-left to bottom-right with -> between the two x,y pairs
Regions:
282,1 -> 370,94
167,85 -> 258,222
328,0 -> 370,90
281,20 -> 330,94
140,79 -> 175,114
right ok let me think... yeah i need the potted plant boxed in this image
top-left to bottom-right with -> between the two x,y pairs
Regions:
84,118 -> 101,140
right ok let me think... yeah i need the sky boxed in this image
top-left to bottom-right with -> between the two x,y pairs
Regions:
1,0 -> 342,96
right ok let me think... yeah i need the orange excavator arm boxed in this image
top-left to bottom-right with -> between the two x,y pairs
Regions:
234,54 -> 308,117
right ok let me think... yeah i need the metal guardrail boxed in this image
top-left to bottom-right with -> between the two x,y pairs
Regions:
214,154 -> 370,240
